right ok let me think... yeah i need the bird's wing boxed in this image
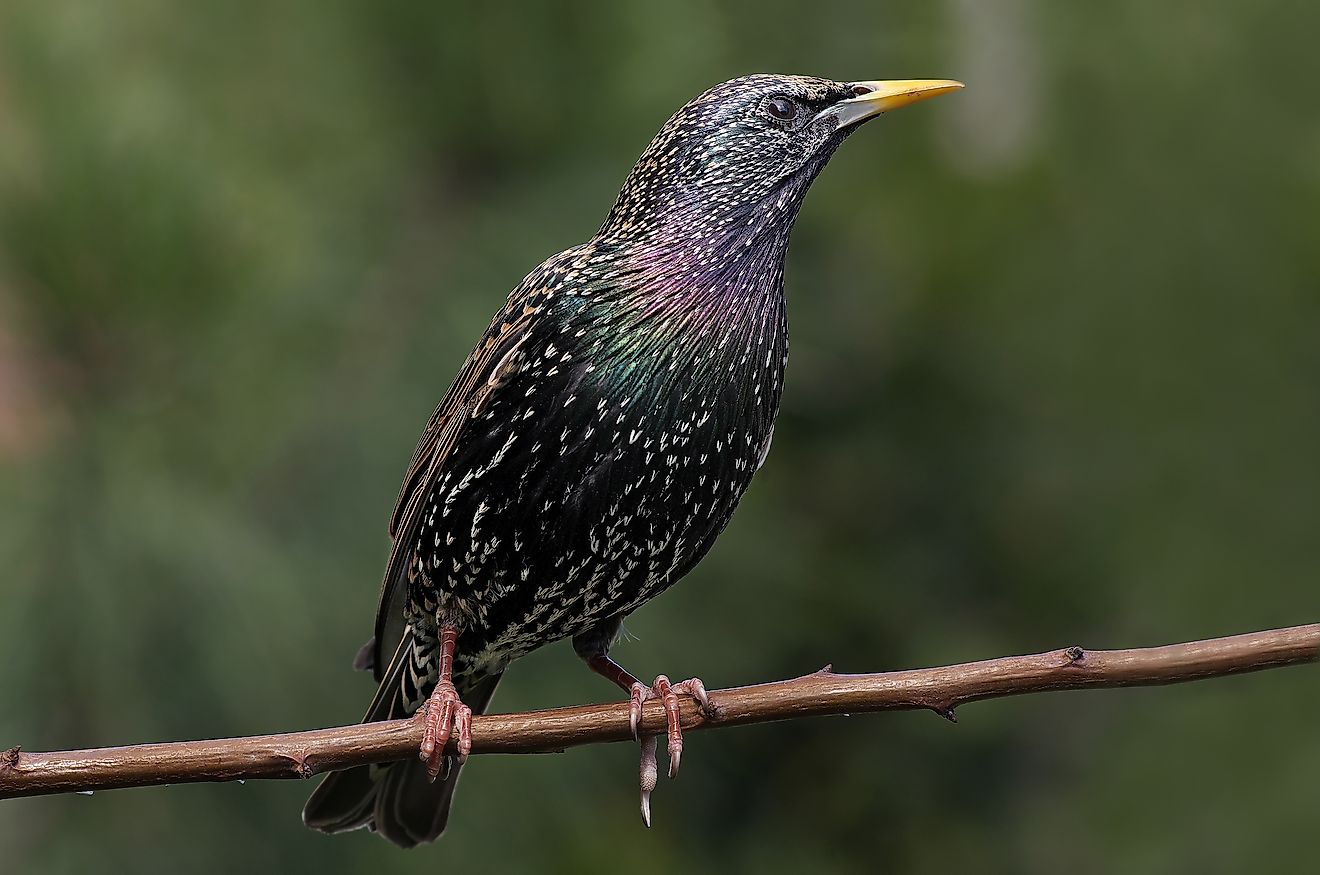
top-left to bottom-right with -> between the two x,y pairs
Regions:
369,295 -> 543,680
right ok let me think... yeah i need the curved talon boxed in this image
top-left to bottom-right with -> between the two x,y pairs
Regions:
639,735 -> 658,828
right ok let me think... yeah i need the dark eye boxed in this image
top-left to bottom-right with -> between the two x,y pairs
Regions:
765,97 -> 798,122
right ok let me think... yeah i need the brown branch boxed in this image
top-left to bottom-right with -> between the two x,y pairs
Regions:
2,623 -> 1316,800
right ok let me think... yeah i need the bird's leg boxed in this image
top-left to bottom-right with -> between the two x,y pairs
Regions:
418,623 -> 473,781
586,654 -> 710,826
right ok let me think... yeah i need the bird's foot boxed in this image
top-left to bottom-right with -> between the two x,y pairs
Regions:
630,675 -> 710,826
418,680 -> 473,781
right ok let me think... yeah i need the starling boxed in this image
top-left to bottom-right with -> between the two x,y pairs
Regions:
303,74 -> 962,846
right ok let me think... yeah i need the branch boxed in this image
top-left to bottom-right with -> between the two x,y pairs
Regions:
2,624 -> 1315,800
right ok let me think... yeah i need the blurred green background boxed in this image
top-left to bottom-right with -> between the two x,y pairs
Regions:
1,1 -> 1316,872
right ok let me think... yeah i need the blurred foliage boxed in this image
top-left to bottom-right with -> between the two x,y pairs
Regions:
1,1 -> 1317,872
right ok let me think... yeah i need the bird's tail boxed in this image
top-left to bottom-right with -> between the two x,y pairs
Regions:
302,635 -> 502,848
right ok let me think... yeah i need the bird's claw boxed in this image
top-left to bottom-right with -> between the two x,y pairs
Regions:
418,680 -> 473,781
639,734 -> 658,828
630,674 -> 710,825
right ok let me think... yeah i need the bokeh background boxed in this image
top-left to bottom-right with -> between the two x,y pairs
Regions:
1,1 -> 1316,872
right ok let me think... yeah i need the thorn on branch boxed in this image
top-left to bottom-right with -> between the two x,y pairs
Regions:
283,753 -> 313,779
816,664 -> 834,675
0,746 -> 19,773
930,705 -> 958,724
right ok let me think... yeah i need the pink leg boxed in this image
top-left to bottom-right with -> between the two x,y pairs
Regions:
417,625 -> 474,781
587,655 -> 712,826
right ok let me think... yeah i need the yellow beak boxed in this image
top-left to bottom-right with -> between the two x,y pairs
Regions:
820,79 -> 964,128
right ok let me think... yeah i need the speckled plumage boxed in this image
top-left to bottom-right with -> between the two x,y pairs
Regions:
304,73 -> 958,847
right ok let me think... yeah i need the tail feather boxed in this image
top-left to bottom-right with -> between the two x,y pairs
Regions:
373,752 -> 462,847
303,633 -> 503,847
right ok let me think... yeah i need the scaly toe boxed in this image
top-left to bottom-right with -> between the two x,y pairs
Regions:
418,683 -> 464,781
673,677 -> 711,715
629,681 -> 649,742
639,734 -> 658,828
456,703 -> 474,762
654,677 -> 686,779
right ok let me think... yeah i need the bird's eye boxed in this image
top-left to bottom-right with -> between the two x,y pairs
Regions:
765,97 -> 798,123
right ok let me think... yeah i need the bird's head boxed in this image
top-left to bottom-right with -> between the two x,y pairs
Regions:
598,74 -> 962,246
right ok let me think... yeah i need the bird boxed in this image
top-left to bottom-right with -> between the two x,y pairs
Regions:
302,73 -> 962,847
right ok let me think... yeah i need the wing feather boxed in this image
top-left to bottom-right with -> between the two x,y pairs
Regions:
369,300 -> 541,679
